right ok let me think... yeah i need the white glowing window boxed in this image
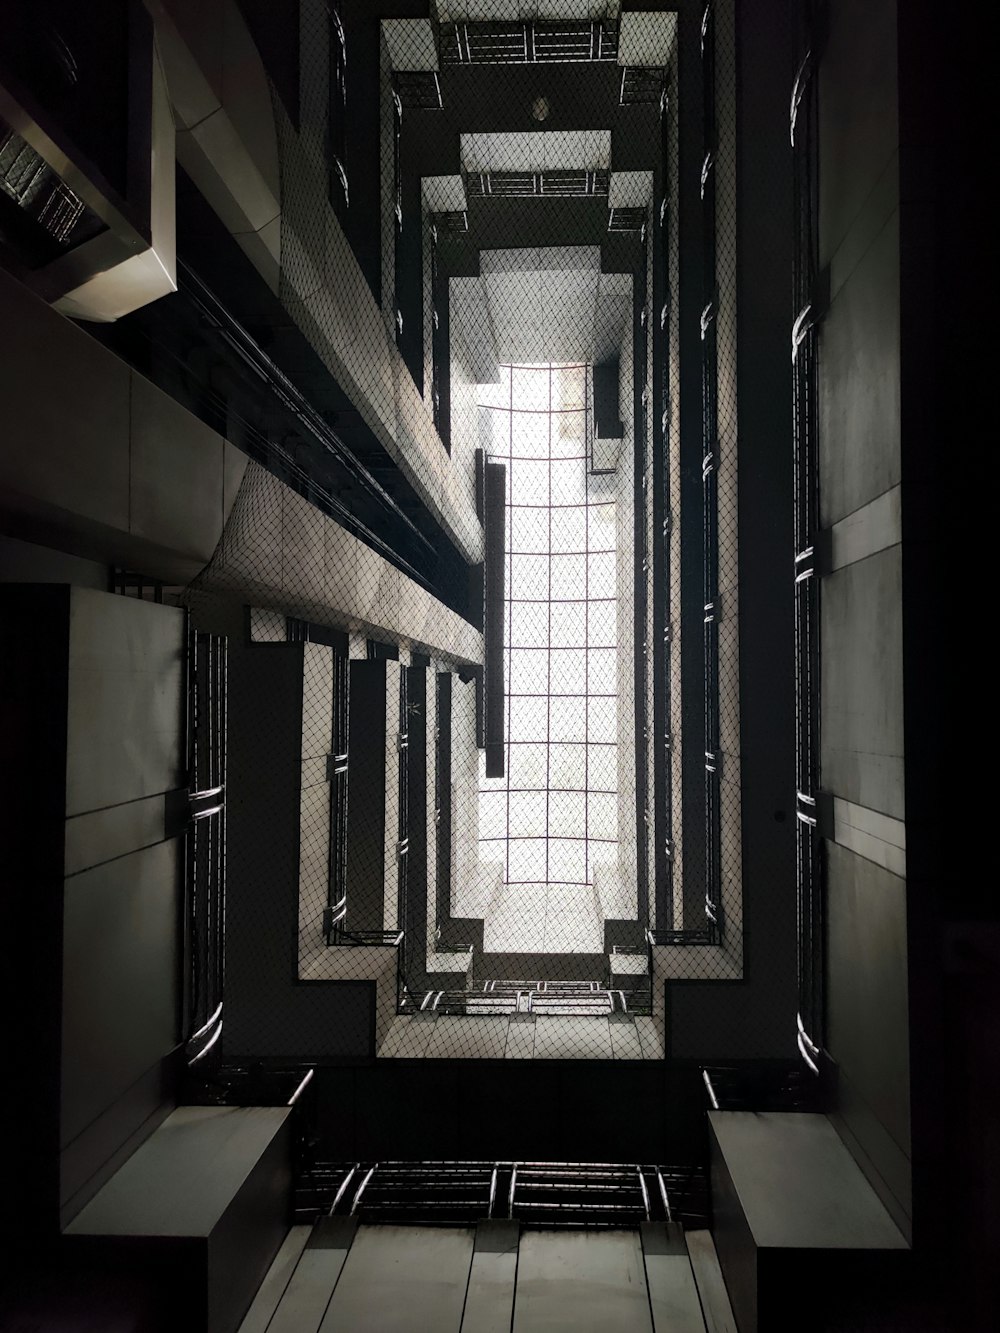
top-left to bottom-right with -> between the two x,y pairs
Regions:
478,363 -> 618,886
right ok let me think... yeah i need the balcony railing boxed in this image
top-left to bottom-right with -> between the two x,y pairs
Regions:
294,1160 -> 709,1231
323,921 -> 404,949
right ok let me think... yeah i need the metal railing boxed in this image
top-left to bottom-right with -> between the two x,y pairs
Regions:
791,3 -> 824,1075
183,626 -> 227,1067
647,925 -> 717,947
700,1 -> 723,937
294,1159 -> 709,1230
324,924 -> 404,949
439,20 -> 619,66
701,1060 -> 822,1113
399,969 -> 653,1019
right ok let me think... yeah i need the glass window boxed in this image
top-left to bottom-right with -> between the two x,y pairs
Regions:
478,364 -> 620,885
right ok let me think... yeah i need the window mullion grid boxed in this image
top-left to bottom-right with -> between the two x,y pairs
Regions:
505,364 -> 514,884
584,367 -> 591,887
481,364 -> 615,896
545,364 -> 553,888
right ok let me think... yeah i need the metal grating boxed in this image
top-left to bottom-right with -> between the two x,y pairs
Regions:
440,20 -> 618,66
184,628 -> 227,1068
0,121 -> 105,258
466,169 -> 609,198
619,66 -> 666,106
294,1160 -> 709,1230
430,209 -> 468,233
608,207 -> 647,233
394,70 -> 443,109
400,976 -> 651,1018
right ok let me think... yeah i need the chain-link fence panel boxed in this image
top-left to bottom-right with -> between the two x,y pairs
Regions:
179,1 -> 774,1064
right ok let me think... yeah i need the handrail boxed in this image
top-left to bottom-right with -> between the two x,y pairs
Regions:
287,1068 -> 314,1107
179,261 -> 435,563
187,1016 -> 222,1066
330,1165 -> 358,1215
329,928 -> 404,948
702,1068 -> 720,1111
299,1159 -> 708,1229
189,1001 -> 223,1045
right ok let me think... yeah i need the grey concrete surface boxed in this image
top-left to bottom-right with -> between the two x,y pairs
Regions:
684,1230 -> 737,1333
819,216 -> 901,528
237,1225 -> 312,1333
66,592 -> 185,815
818,0 -> 899,265
61,839 -> 182,1153
66,1106 -> 291,1236
831,797 -> 905,878
708,1112 -> 908,1251
826,841 -> 911,1214
461,1223 -> 518,1333
642,1225 -> 706,1333
63,793 -> 170,877
269,1247 -> 347,1333
0,268 -> 244,583
514,1229 -> 652,1332
820,546 -> 904,820
321,1224 -> 474,1333
55,592 -> 188,1221
0,534 -> 108,588
827,485 -> 901,572
225,636 -> 375,1061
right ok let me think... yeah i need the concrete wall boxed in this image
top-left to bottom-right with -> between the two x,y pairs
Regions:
1,587 -> 187,1233
816,0 -> 911,1239
344,659 -> 400,934
449,274 -> 496,542
0,535 -> 108,590
276,1 -> 481,563
147,0 -> 481,562
0,271 -> 478,670
151,0 -> 282,290
665,0 -> 797,1051
0,269 -> 246,585
192,462 -> 483,668
225,632 -> 375,1061
60,591 -> 186,1208
297,643 -> 335,974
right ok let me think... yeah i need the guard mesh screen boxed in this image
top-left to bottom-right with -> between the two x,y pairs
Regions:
176,1 -> 751,1065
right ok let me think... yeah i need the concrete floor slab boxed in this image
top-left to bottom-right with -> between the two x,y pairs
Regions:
513,1230 -> 652,1333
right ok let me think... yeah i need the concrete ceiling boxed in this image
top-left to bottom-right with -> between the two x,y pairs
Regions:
478,245 -> 628,364
460,129 -> 612,173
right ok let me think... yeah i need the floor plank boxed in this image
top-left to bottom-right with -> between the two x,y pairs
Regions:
514,1230 -> 652,1332
268,1246 -> 349,1333
321,1224 -> 474,1333
237,1225 -> 312,1333
685,1231 -> 738,1333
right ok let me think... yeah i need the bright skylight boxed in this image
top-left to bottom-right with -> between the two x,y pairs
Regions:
478,363 -> 619,888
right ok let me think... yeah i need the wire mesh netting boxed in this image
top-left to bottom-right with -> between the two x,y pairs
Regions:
477,365 -> 627,905
166,1 -> 755,1064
